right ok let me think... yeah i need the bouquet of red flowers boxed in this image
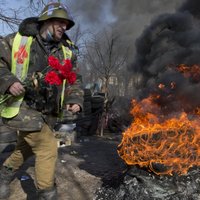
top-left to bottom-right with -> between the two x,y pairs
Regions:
44,56 -> 76,86
0,56 -> 77,113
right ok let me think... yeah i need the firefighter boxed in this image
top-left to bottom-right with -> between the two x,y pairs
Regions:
0,2 -> 83,199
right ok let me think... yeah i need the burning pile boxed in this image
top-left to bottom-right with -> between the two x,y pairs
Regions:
95,0 -> 200,199
118,97 -> 200,176
117,0 -> 200,176
118,64 -> 200,175
95,65 -> 200,199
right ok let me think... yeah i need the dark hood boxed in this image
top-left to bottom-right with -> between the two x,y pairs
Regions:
18,17 -> 40,37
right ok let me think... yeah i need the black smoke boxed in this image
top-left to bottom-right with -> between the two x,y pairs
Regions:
133,0 -> 200,114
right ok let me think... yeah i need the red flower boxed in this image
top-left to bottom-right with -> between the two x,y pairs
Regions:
58,59 -> 73,78
48,56 -> 61,70
44,56 -> 77,86
66,72 -> 77,84
63,59 -> 73,71
44,71 -> 62,86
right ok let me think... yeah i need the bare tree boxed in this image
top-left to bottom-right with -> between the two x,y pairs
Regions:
84,28 -> 128,97
83,28 -> 129,135
0,1 -> 25,33
0,0 -> 45,33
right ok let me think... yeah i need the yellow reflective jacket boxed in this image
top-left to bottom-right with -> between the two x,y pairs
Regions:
1,32 -> 73,118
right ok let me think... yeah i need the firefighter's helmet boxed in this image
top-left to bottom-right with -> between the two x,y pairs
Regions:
38,2 -> 75,30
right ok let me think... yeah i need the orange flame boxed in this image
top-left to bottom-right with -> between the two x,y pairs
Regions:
118,64 -> 200,175
158,84 -> 165,89
177,64 -> 200,82
118,95 -> 200,176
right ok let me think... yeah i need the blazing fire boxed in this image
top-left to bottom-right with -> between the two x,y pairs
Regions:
176,64 -> 200,82
118,65 -> 200,176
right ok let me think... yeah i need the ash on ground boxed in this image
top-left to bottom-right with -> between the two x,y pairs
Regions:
94,166 -> 200,200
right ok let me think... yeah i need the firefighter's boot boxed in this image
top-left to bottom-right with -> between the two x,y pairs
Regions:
0,166 -> 15,199
38,186 -> 57,200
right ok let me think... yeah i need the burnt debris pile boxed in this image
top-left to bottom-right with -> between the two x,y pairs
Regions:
95,166 -> 200,200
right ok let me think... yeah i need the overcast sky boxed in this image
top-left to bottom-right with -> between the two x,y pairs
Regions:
68,0 -> 184,40
2,0 -> 184,35
1,0 -> 185,64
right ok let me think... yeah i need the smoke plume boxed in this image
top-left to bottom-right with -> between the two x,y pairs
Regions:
131,0 -> 200,114
68,0 -> 200,113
